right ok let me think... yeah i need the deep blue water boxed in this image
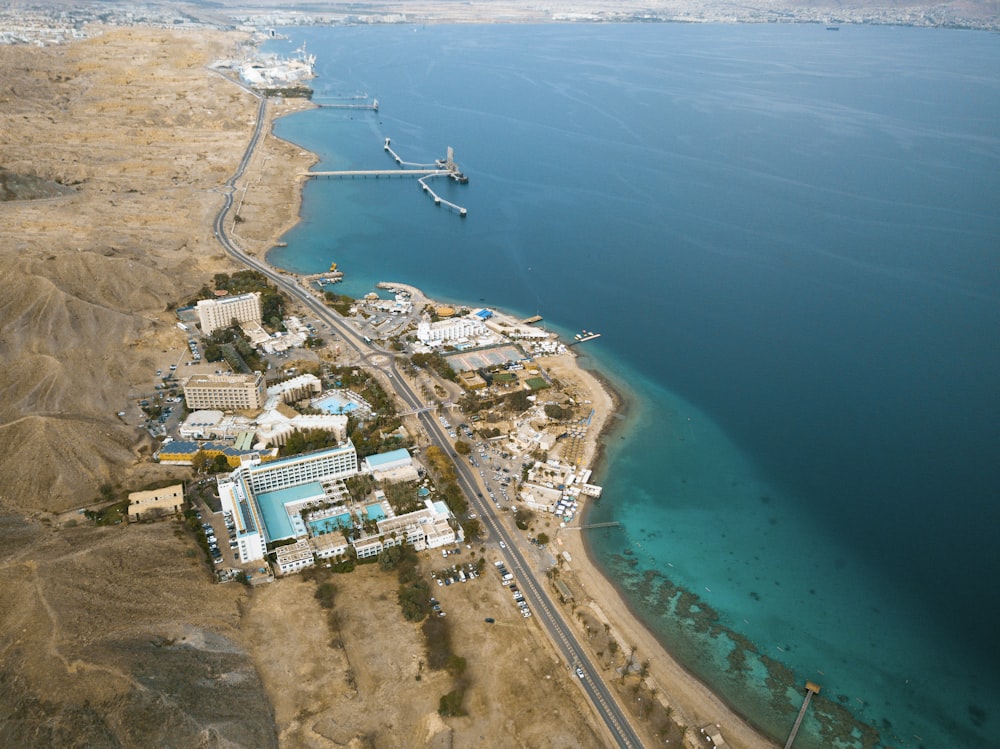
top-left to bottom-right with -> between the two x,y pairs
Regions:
266,24 -> 1000,747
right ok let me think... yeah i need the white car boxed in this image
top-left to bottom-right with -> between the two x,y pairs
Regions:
499,541 -> 506,549
576,667 -> 585,679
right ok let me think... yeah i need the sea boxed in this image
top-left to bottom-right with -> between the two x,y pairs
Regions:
264,23 -> 1000,748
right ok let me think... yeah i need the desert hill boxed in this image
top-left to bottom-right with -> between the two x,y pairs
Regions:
0,28 -> 299,748
0,27 -> 307,513
0,512 -> 278,748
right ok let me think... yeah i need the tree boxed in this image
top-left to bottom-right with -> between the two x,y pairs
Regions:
454,439 -> 471,455
438,688 -> 466,717
536,532 -> 550,546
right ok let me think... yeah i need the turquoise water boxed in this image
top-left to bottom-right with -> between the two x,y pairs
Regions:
266,24 -> 1000,747
366,503 -> 386,521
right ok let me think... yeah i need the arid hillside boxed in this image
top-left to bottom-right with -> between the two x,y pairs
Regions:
0,512 -> 278,748
0,28 -> 311,513
0,29 -> 303,748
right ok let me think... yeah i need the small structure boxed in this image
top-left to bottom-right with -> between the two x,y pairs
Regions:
553,579 -> 574,602
700,724 -> 731,749
128,483 -> 184,521
274,539 -> 315,576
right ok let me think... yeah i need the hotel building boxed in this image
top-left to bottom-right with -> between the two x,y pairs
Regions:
183,372 -> 266,412
416,313 -> 487,345
219,442 -> 360,564
196,292 -> 263,335
218,443 -> 461,574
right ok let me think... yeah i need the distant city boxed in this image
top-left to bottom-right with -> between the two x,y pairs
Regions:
2,0 -> 998,46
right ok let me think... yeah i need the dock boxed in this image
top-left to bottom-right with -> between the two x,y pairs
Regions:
522,315 -> 543,324
569,330 -> 601,345
306,169 -> 449,179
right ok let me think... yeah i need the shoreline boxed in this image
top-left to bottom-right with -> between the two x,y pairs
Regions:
253,73 -> 779,749
547,353 -> 780,748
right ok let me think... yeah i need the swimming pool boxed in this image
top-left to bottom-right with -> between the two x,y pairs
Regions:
308,513 -> 352,535
313,392 -> 357,414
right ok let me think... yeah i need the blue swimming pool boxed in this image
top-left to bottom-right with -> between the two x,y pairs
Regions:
308,512 -> 352,535
313,393 -> 357,414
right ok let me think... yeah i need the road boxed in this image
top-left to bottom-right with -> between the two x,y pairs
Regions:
214,93 -> 645,749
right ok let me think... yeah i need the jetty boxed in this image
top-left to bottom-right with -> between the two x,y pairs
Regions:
523,315 -> 544,324
303,139 -> 468,219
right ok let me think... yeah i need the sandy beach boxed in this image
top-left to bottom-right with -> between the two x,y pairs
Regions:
540,353 -> 778,748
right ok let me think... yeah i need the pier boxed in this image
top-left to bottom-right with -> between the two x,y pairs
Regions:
784,681 -> 821,749
569,330 -> 602,346
563,522 -> 621,530
301,137 -> 468,217
315,96 -> 378,111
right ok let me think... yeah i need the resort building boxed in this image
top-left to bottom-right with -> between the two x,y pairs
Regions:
218,442 -> 360,564
253,411 -> 349,448
196,292 -> 262,335
274,539 -> 315,576
416,313 -> 487,345
268,373 -> 322,405
183,372 -> 266,412
127,483 -> 184,521
217,442 -> 460,575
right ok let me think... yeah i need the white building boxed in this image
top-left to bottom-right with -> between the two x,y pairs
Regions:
267,373 -> 323,405
274,539 -> 315,576
253,412 -> 349,448
416,313 -> 487,345
197,292 -> 262,335
353,499 -> 460,560
218,442 -> 359,564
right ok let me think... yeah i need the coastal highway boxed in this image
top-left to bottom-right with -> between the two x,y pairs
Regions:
213,94 -> 645,749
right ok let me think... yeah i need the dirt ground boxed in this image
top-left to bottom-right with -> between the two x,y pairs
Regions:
244,558 -> 607,748
0,512 -> 278,747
